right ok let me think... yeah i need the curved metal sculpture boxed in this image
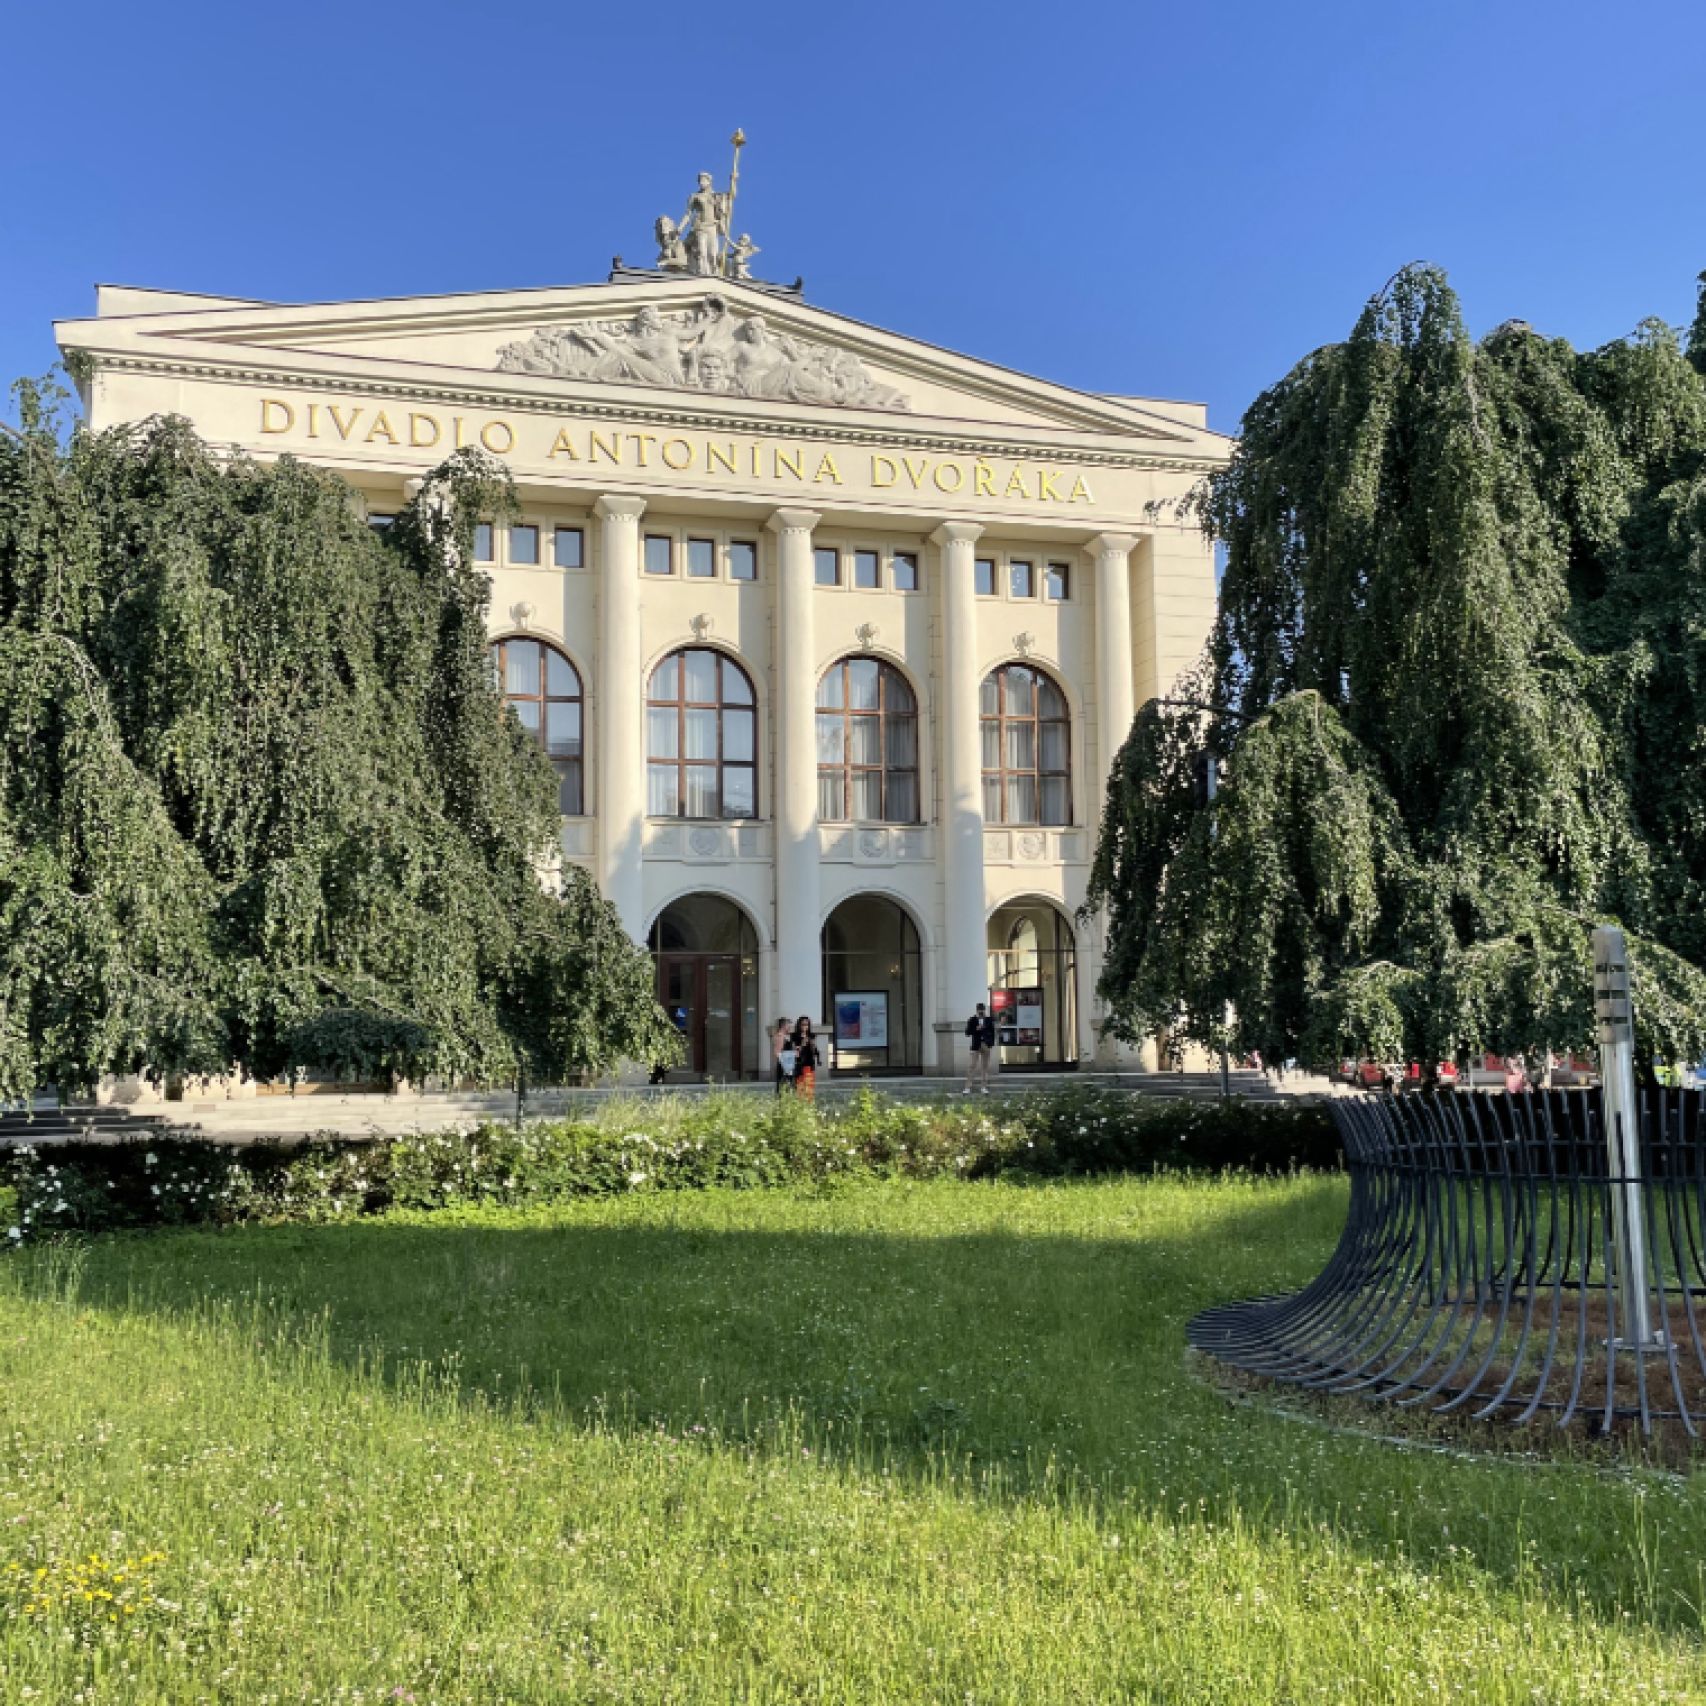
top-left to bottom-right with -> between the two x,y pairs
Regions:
1189,1089 -> 1706,1434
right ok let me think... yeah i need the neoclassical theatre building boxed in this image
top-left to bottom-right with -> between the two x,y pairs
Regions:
57,245 -> 1229,1081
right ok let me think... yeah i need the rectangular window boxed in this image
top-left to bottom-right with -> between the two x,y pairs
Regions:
687,537 -> 716,578
367,513 -> 395,534
644,535 -> 673,576
853,549 -> 880,590
729,540 -> 757,581
474,523 -> 494,563
1045,561 -> 1070,601
1010,559 -> 1035,599
814,547 -> 840,586
974,557 -> 996,597
553,527 -> 584,569
893,551 -> 919,592
509,524 -> 539,566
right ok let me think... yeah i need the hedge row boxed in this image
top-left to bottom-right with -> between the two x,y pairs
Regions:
2,1086 -> 1339,1242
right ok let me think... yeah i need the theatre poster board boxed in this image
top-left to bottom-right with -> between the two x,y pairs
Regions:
833,991 -> 889,1050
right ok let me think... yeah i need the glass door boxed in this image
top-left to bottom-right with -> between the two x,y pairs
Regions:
702,957 -> 742,1082
658,955 -> 701,1074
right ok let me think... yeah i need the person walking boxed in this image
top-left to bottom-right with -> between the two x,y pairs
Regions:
772,1017 -> 796,1095
791,1017 -> 821,1101
964,1002 -> 997,1094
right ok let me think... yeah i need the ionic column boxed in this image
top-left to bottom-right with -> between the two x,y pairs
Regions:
931,520 -> 988,1068
595,494 -> 647,943
767,507 -> 824,1024
1089,532 -> 1140,783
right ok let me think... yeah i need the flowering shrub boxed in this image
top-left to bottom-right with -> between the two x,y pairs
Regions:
1,1089 -> 1335,1242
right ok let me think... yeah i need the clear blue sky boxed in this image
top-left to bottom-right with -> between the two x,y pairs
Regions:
5,0 -> 1702,436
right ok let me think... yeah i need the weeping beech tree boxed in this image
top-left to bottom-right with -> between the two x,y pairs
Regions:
1088,265 -> 1706,1070
0,381 -> 678,1102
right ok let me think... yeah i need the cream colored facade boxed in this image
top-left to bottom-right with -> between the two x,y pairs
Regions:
56,274 -> 1230,1077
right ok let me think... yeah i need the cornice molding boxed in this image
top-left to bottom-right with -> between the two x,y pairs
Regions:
79,351 -> 1225,476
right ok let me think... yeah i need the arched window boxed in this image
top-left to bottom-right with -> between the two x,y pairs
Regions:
815,656 -> 919,823
647,648 -> 757,819
981,663 -> 1070,825
490,635 -> 583,814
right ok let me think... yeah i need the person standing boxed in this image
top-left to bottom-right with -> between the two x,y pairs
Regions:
791,1017 -> 821,1101
772,1017 -> 795,1095
964,1002 -> 997,1094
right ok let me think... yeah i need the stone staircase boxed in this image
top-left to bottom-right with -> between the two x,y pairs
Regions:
0,1068 -> 1334,1147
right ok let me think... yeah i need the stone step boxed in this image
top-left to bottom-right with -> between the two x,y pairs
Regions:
3,1070 -> 1304,1147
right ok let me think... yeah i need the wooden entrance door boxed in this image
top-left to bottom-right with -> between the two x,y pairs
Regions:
656,953 -> 744,1080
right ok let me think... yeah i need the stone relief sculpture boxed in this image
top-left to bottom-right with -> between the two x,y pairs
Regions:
497,295 -> 911,412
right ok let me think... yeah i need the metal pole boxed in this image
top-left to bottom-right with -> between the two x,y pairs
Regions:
719,127 -> 745,278
1592,925 -> 1662,1351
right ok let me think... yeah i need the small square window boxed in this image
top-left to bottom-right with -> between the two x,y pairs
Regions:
474,523 -> 494,562
686,538 -> 717,578
553,527 -> 584,569
853,549 -> 880,590
1045,561 -> 1070,601
729,540 -> 757,581
367,513 -> 395,534
510,524 -> 539,566
814,548 -> 840,587
974,557 -> 996,597
893,551 -> 919,592
644,535 -> 673,576
1010,559 -> 1035,599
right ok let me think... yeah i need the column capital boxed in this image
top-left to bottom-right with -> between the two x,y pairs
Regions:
766,506 -> 823,535
1085,531 -> 1142,560
930,520 -> 985,549
593,493 -> 648,521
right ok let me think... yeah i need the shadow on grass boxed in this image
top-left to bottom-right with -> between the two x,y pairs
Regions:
17,1174 -> 1705,1636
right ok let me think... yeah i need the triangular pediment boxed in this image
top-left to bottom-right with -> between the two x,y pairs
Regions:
60,278 -> 1228,458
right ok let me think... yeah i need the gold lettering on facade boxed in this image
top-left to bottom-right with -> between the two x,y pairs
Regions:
240,396 -> 1109,510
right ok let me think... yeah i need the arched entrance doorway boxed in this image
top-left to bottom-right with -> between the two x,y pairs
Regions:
649,895 -> 761,1080
821,895 -> 924,1074
986,901 -> 1079,1070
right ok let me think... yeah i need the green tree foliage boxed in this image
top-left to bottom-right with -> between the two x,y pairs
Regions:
1088,266 -> 1706,1070
0,382 -> 677,1101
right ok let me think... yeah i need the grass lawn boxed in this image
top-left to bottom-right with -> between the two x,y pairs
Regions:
3,1173 -> 1704,1703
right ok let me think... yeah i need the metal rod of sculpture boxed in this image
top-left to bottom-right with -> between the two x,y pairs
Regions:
719,128 -> 746,278
1592,924 -> 1663,1352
